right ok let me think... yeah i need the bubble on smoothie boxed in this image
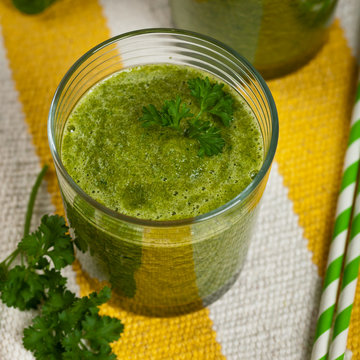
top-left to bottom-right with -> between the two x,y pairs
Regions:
250,170 -> 258,180
68,125 -> 75,133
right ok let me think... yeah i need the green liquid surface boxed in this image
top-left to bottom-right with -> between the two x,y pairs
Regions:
61,64 -> 263,220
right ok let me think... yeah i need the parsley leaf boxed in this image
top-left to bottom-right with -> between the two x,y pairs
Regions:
23,287 -> 123,360
138,76 -> 235,157
0,267 -> 67,311
139,104 -> 164,128
42,288 -> 76,316
208,95 -> 234,127
19,215 -> 74,270
0,166 -> 123,359
188,77 -> 234,127
23,312 -> 62,360
186,119 -> 225,157
0,266 -> 46,310
62,313 -> 123,359
139,96 -> 193,131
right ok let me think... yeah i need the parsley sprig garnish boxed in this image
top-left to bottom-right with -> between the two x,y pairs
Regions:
187,77 -> 234,127
0,165 -> 123,359
139,77 -> 234,156
186,118 -> 225,157
140,96 -> 193,131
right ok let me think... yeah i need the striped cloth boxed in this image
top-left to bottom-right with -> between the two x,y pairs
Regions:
0,0 -> 359,359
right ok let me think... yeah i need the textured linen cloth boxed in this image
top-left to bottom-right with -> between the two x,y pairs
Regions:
0,0 -> 360,359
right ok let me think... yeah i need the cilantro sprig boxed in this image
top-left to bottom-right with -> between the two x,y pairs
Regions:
0,165 -> 123,359
138,77 -> 234,157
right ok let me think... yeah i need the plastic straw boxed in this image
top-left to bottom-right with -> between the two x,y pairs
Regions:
311,82 -> 360,360
328,181 -> 360,359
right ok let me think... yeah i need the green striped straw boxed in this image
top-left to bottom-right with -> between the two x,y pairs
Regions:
328,182 -> 360,360
311,82 -> 360,360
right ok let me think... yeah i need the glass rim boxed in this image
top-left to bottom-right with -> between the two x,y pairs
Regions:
48,27 -> 279,228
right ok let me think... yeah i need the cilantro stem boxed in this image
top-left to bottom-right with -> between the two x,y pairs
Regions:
24,165 -> 49,237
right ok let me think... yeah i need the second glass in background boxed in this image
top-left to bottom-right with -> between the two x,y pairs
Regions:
170,0 -> 338,78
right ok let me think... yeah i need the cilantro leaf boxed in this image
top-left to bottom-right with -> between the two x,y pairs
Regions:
139,96 -> 192,131
186,119 -> 225,157
19,215 -> 74,270
188,77 -> 234,126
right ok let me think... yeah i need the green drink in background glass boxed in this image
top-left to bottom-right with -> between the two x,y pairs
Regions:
48,29 -> 278,316
170,0 -> 338,78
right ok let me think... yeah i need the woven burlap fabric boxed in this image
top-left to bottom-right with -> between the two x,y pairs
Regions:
0,0 -> 360,359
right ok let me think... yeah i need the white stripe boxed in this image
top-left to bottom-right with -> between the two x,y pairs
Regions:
327,231 -> 348,264
351,101 -> 360,125
336,0 -> 360,61
0,23 -> 80,360
208,163 -> 322,359
0,33 -> 80,299
342,138 -> 360,170
319,279 -> 340,314
99,0 -> 172,37
311,330 -> 331,360
329,330 -> 349,360
345,349 -> 353,360
345,234 -> 360,264
336,281 -> 358,313
336,183 -> 356,217
352,191 -> 360,215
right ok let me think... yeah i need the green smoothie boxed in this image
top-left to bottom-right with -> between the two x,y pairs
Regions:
61,64 -> 263,220
59,63 -> 265,314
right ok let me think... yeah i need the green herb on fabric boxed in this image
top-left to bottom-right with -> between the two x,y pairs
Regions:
0,165 -> 123,359
138,77 -> 234,157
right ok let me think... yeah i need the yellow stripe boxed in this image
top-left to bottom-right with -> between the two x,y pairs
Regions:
135,227 -> 202,314
0,0 -> 110,212
267,21 -> 360,358
74,260 -> 223,359
0,0 -> 224,358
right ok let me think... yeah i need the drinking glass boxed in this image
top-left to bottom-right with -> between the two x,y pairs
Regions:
48,29 -> 278,316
